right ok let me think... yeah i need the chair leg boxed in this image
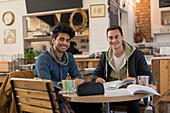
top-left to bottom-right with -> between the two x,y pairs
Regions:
149,104 -> 155,113
102,103 -> 110,113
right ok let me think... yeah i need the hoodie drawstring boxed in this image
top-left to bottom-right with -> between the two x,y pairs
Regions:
126,59 -> 129,78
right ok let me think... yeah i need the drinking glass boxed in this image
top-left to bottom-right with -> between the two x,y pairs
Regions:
137,76 -> 149,86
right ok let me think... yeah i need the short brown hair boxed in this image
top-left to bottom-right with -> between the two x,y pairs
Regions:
106,25 -> 123,37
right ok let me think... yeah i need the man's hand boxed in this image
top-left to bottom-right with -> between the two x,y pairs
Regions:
95,78 -> 105,83
75,78 -> 84,86
122,77 -> 136,84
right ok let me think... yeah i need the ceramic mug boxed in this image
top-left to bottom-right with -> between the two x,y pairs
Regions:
59,80 -> 75,93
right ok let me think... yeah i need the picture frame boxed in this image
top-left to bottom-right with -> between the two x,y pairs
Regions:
4,29 -> 16,44
90,4 -> 105,18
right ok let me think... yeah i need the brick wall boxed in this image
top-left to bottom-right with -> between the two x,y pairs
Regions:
135,0 -> 151,42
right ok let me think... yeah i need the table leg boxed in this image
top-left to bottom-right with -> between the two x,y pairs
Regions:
103,102 -> 110,113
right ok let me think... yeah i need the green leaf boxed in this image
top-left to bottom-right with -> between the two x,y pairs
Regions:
25,49 -> 35,59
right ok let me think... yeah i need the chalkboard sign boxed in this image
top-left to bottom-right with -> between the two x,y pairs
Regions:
159,0 -> 170,8
25,0 -> 83,13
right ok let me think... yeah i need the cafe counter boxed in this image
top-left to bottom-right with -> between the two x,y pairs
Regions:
152,57 -> 170,113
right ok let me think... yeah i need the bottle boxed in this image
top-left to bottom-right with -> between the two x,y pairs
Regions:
11,55 -> 15,71
164,18 -> 168,25
18,54 -> 21,70
142,38 -> 146,43
15,54 -> 19,71
20,54 -> 24,70
8,55 -> 12,72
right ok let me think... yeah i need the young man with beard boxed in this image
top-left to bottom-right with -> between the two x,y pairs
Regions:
35,23 -> 84,86
91,25 -> 152,113
35,23 -> 102,113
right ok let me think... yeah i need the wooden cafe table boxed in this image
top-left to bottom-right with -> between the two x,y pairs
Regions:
63,84 -> 156,113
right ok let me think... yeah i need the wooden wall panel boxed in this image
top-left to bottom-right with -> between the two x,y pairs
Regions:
168,61 -> 170,92
153,59 -> 170,113
160,60 -> 169,96
152,59 -> 160,104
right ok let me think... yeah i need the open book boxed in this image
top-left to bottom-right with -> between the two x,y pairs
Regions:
104,84 -> 160,97
103,80 -> 135,91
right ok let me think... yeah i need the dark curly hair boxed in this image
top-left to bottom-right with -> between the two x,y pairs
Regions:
51,23 -> 75,39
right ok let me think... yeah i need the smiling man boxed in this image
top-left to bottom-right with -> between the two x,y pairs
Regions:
35,23 -> 84,86
91,25 -> 152,113
34,23 -> 102,113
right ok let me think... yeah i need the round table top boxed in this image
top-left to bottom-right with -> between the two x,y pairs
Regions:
63,93 -> 149,103
62,84 -> 156,103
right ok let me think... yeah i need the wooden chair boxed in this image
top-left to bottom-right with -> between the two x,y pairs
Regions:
10,78 -> 60,113
0,69 -> 35,113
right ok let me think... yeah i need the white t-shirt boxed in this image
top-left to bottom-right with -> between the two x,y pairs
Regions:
113,52 -> 125,72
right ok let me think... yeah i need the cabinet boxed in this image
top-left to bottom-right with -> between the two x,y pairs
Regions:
152,58 -> 170,113
161,11 -> 170,25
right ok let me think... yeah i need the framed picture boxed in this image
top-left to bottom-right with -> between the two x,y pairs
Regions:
4,29 -> 16,44
90,4 -> 105,18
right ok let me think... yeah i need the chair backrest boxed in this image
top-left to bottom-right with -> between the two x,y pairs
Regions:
10,78 -> 60,113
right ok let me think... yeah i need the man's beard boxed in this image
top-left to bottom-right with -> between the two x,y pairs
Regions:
54,44 -> 68,52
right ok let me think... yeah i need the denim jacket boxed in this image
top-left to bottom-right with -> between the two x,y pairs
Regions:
35,51 -> 82,85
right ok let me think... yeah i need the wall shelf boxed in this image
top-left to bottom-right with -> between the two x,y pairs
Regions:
24,36 -> 51,42
74,34 -> 89,39
75,34 -> 88,37
24,34 -> 88,42
153,32 -> 170,35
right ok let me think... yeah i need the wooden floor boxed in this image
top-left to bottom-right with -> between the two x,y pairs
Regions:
114,106 -> 153,113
